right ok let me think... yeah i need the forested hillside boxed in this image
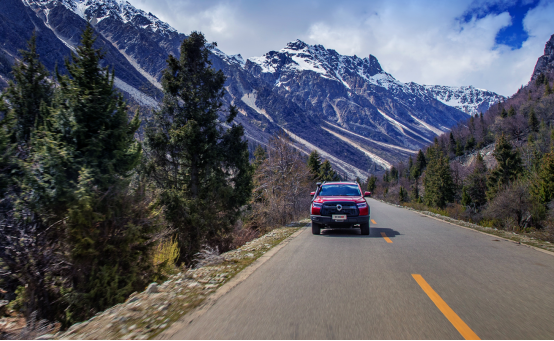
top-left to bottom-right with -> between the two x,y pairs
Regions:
370,35 -> 554,242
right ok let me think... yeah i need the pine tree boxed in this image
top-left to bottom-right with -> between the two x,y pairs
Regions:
390,166 -> 398,182
411,150 -> 426,179
383,169 -> 390,183
24,24 -> 154,324
507,105 -> 516,117
307,150 -> 322,180
0,102 -> 14,198
531,151 -> 554,205
423,146 -> 455,208
253,145 -> 267,171
529,108 -> 538,132
4,34 -> 52,144
145,32 -> 252,265
398,186 -> 407,202
449,132 -> 456,154
486,134 -> 523,200
411,180 -> 420,202
318,160 -> 337,181
465,136 -> 476,152
461,186 -> 471,206
455,140 -> 464,156
500,107 -> 508,118
465,153 -> 488,209
367,175 -> 377,192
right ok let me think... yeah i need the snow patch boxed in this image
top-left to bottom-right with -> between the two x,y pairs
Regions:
282,128 -> 367,179
113,77 -> 158,108
321,127 -> 392,169
241,91 -> 273,122
377,109 -> 432,143
324,122 -> 417,153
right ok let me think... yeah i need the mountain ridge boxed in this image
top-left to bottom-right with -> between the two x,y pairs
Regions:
2,0 -> 507,178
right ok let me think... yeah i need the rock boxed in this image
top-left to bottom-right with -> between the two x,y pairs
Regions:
128,296 -> 140,303
146,283 -> 158,294
187,281 -> 201,288
36,333 -> 54,340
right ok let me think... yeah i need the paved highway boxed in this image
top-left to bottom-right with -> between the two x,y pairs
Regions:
168,198 -> 554,339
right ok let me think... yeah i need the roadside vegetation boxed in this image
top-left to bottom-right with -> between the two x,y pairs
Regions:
370,72 -> 554,244
0,26 -> 327,336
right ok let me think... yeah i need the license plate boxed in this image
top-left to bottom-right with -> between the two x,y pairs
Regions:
332,214 -> 347,221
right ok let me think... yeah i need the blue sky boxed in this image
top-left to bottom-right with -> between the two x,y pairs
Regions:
127,0 -> 554,96
460,0 -> 540,49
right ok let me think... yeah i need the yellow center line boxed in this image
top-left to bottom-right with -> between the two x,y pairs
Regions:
412,274 -> 480,340
380,232 -> 393,243
371,219 -> 377,225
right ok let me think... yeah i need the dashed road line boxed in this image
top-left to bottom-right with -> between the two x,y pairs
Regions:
412,274 -> 480,340
380,232 -> 393,243
371,219 -> 377,225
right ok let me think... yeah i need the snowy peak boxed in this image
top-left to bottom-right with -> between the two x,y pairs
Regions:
406,83 -> 505,116
247,39 -> 394,89
25,0 -> 177,35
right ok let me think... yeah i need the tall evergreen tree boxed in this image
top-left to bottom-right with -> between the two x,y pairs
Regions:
399,186 -> 407,202
486,134 -> 523,200
531,150 -> 554,206
0,103 -> 15,200
367,175 -> 377,192
465,153 -> 488,209
383,169 -> 390,183
4,34 -> 52,144
25,24 -> 155,324
253,145 -> 267,171
307,150 -> 322,180
390,166 -> 398,182
461,186 -> 471,207
528,108 -> 539,132
507,105 -> 516,117
318,159 -> 338,181
449,132 -> 456,154
423,146 -> 455,208
145,31 -> 252,264
411,150 -> 427,179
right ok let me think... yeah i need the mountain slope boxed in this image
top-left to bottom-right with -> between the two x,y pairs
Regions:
2,0 -> 505,178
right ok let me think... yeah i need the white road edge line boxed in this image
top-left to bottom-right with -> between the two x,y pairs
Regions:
159,224 -> 309,339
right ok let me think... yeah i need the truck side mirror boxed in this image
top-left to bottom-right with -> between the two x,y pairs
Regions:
364,191 -> 371,197
310,191 -> 315,197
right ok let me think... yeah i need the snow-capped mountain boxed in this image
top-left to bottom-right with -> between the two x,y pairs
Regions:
24,0 -> 176,35
1,0 -> 506,178
246,40 -> 503,116
406,83 -> 504,116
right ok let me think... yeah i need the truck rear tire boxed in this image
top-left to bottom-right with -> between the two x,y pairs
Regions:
360,222 -> 370,235
312,222 -> 321,235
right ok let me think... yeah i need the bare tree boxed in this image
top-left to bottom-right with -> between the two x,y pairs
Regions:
249,132 -> 312,230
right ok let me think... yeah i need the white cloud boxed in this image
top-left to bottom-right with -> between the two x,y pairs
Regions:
126,0 -> 554,96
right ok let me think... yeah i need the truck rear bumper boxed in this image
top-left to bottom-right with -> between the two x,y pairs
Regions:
311,215 -> 370,226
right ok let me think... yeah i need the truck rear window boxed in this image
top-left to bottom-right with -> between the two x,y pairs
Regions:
319,184 -> 361,196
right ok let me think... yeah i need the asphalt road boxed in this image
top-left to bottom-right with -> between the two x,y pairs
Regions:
168,198 -> 554,339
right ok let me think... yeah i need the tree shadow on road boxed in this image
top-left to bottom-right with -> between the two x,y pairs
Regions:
320,227 -> 402,238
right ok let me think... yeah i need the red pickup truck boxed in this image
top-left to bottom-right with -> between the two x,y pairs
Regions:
310,181 -> 371,235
